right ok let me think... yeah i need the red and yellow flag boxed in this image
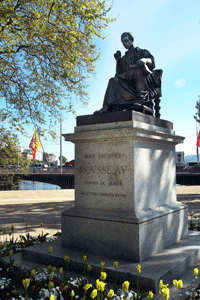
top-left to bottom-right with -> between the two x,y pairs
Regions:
29,129 -> 41,159
197,130 -> 200,147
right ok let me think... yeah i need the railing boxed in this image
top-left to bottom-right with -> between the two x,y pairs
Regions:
28,167 -> 75,175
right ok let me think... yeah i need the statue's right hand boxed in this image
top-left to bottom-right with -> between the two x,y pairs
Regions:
114,50 -> 121,61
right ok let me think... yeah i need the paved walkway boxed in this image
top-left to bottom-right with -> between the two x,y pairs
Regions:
176,185 -> 200,215
1,186 -> 200,239
0,190 -> 75,240
1,186 -> 200,240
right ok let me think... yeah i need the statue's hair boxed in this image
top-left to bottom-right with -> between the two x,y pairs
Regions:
121,32 -> 134,42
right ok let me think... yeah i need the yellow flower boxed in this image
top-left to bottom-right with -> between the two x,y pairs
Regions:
162,287 -> 170,300
30,269 -> 36,277
191,211 -> 194,216
188,212 -> 190,216
83,284 -> 92,291
48,272 -> 54,280
159,280 -> 163,289
147,291 -> 154,299
100,271 -> 107,281
25,222 -> 28,227
173,279 -> 177,287
122,281 -> 130,292
71,290 -> 75,297
100,282 -> 106,292
9,250 -> 13,256
177,280 -> 183,290
48,281 -> 54,289
96,279 -> 101,291
108,289 -> 114,298
52,267 -> 56,272
194,268 -> 199,276
48,246 -> 53,254
22,278 -> 31,290
83,255 -> 87,262
40,223 -> 43,227
159,280 -> 169,294
90,289 -> 98,299
100,261 -> 105,269
59,267 -> 63,274
87,264 -> 92,272
96,279 -> 106,291
173,279 -> 183,290
50,295 -> 55,300
47,265 -> 53,274
114,261 -> 118,269
64,255 -> 70,262
136,264 -> 141,274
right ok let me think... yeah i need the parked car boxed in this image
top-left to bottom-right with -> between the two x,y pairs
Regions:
64,160 -> 75,167
62,164 -> 74,168
29,163 -> 48,170
185,162 -> 200,169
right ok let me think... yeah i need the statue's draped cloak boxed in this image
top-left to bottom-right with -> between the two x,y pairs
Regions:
103,46 -> 162,107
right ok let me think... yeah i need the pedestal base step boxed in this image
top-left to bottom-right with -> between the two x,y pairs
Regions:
21,231 -> 200,293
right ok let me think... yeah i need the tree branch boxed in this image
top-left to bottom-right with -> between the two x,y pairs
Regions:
48,1 -> 55,22
0,44 -> 30,55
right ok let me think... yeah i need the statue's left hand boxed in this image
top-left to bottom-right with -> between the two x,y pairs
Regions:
136,59 -> 146,67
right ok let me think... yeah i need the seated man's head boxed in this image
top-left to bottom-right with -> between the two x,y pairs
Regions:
121,32 -> 134,49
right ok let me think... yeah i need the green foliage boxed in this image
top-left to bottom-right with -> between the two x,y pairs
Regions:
194,98 -> 200,123
30,159 -> 41,165
0,0 -> 115,138
0,127 -> 29,189
59,155 -> 67,164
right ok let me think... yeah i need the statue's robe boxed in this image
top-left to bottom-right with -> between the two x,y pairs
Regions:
102,46 -> 161,108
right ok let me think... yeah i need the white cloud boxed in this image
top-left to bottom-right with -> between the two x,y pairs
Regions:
174,78 -> 186,88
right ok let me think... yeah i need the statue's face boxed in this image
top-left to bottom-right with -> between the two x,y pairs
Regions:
122,34 -> 133,49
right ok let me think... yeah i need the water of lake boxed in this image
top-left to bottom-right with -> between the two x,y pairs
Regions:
18,180 -> 61,190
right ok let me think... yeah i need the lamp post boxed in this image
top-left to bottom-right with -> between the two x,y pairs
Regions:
60,117 -> 62,174
196,95 -> 200,162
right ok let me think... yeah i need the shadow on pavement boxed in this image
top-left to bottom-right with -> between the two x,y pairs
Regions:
0,200 -> 75,237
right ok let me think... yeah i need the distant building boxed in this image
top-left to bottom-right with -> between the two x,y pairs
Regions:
175,151 -> 185,167
22,149 -> 32,160
35,151 -> 43,161
43,152 -> 57,163
23,149 -> 43,161
49,153 -> 57,163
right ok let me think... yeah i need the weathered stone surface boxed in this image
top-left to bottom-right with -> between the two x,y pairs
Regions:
62,111 -> 188,262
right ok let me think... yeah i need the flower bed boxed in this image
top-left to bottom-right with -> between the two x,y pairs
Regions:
0,223 -> 200,300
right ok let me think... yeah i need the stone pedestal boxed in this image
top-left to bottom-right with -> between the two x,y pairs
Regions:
62,111 -> 188,262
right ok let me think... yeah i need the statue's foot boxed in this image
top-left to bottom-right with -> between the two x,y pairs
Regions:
93,106 -> 109,114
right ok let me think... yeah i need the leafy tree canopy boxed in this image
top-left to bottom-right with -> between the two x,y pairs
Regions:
194,98 -> 200,123
59,155 -> 67,164
0,127 -> 29,189
0,0 -> 114,138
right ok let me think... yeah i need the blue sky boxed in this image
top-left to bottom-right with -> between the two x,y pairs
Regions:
19,0 -> 200,161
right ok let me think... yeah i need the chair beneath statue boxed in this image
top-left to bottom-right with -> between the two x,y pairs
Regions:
108,69 -> 163,118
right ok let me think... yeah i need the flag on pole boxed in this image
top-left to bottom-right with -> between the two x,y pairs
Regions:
29,129 -> 42,159
197,130 -> 200,147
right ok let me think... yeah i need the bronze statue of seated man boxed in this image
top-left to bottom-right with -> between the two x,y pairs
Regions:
94,32 -> 162,117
